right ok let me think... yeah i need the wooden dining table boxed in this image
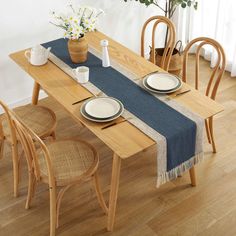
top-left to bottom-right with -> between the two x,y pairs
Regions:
9,31 -> 224,231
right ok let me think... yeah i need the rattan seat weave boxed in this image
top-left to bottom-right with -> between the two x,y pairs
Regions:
2,105 -> 56,140
38,140 -> 95,182
0,100 -> 107,236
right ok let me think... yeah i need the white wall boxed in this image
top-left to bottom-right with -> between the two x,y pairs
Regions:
0,0 -> 162,108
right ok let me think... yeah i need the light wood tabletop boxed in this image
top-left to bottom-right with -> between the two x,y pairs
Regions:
9,30 -> 224,232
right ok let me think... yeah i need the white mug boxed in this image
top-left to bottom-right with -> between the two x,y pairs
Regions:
73,66 -> 89,84
24,45 -> 50,66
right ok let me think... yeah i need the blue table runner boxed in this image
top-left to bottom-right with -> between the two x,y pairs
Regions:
42,38 -> 197,172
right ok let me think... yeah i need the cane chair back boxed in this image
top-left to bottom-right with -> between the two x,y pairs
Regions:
0,101 -> 50,181
0,100 -> 57,196
0,101 -> 107,236
141,15 -> 176,71
0,101 -> 18,147
8,109 -> 99,186
182,37 -> 226,100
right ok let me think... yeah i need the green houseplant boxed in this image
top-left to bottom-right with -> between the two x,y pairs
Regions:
123,0 -> 198,75
124,0 -> 198,18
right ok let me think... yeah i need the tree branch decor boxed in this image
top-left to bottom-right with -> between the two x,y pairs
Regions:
123,0 -> 198,75
123,0 -> 198,18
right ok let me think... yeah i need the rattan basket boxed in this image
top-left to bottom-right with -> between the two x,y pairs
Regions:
150,40 -> 183,77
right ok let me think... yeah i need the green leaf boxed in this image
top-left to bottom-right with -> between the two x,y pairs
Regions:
122,0 -> 198,14
144,0 -> 153,6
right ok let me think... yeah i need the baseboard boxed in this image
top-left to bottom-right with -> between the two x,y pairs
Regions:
0,90 -> 48,114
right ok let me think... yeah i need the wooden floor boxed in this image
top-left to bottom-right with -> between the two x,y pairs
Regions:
1,57 -> 236,236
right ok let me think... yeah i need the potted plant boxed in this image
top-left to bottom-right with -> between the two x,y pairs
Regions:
123,0 -> 198,75
51,5 -> 104,63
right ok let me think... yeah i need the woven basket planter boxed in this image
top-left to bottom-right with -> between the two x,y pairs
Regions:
150,41 -> 183,77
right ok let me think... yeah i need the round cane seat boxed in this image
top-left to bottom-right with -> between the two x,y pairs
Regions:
2,105 -> 56,140
37,140 -> 98,184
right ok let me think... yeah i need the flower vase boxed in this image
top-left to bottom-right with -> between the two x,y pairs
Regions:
68,36 -> 88,63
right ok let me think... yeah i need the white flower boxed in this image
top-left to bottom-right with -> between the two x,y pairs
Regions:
51,4 -> 103,40
97,9 -> 105,17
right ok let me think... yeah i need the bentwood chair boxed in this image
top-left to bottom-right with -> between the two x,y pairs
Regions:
0,102 -> 57,197
141,15 -> 176,71
182,37 -> 226,153
0,101 -> 108,236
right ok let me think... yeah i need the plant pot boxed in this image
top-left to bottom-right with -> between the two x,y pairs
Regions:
68,37 -> 88,63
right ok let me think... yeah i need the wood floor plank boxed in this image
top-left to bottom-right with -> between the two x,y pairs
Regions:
1,56 -> 236,235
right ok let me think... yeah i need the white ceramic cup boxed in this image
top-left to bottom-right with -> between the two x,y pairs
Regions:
73,66 -> 89,84
24,48 -> 47,66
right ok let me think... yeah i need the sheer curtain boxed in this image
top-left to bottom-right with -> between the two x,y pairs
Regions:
187,0 -> 236,76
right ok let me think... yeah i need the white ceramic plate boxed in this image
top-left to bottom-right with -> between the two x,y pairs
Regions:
142,80 -> 181,94
84,97 -> 121,119
145,72 -> 181,91
81,97 -> 124,122
81,109 -> 123,123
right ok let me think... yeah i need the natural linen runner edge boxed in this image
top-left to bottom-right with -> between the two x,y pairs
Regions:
42,38 -> 204,186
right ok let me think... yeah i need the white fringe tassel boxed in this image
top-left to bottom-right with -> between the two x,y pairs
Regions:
156,152 -> 204,187
48,51 -> 205,188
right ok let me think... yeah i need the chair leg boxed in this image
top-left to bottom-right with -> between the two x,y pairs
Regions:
209,117 -> 217,153
49,185 -> 57,236
189,167 -> 197,187
0,139 -> 4,160
17,150 -> 25,185
11,143 -> 19,197
56,185 -> 72,228
25,172 -> 36,209
51,131 -> 56,141
205,119 -> 212,144
0,121 -> 4,160
93,172 -> 108,215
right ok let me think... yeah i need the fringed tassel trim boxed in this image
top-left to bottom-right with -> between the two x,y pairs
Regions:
156,152 -> 204,187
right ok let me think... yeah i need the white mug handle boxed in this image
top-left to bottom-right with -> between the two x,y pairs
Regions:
72,69 -> 78,81
24,50 -> 31,62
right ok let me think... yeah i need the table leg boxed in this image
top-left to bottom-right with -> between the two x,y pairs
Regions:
189,167 -> 196,187
107,153 -> 121,231
32,82 -> 40,105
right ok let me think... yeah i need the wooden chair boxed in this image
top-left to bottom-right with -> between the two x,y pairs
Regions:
182,37 -> 226,153
0,101 -> 108,236
0,102 -> 57,197
141,15 -> 176,71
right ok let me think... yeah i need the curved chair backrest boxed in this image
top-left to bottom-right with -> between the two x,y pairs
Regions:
0,101 -> 17,149
13,114 -> 54,182
141,15 -> 176,71
182,37 -> 226,100
0,100 -> 54,184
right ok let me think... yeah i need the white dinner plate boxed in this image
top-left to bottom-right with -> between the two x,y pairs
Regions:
145,72 -> 181,91
84,97 -> 121,119
143,80 -> 181,94
81,97 -> 124,122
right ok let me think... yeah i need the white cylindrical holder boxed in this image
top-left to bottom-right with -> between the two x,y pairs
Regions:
100,39 -> 110,67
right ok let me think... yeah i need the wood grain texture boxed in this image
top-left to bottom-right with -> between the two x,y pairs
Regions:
0,55 -> 235,235
9,31 -> 223,159
86,31 -> 224,117
9,51 -> 154,159
32,82 -> 40,105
